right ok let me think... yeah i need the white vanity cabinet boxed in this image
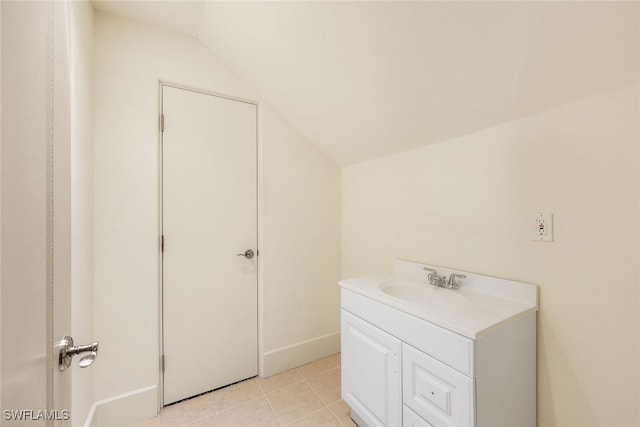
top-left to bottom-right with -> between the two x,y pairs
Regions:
340,260 -> 538,427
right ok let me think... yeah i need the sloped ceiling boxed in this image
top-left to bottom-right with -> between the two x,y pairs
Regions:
93,1 -> 639,166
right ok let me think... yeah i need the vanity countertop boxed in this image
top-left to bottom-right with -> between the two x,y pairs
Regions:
339,260 -> 538,339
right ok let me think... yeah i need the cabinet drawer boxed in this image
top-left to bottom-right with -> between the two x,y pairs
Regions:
342,289 -> 474,376
403,343 -> 474,427
404,405 -> 434,427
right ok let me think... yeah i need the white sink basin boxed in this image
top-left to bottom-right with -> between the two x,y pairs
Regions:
379,280 -> 467,307
340,259 -> 539,339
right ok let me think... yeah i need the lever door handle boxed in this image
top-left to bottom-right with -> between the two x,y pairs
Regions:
236,249 -> 255,259
59,336 -> 99,371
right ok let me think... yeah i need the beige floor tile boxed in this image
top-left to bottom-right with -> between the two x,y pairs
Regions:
266,381 -> 325,425
152,354 -> 344,427
184,414 -> 220,427
285,408 -> 343,427
131,416 -> 158,427
257,368 -> 305,394
328,400 -> 357,427
217,396 -> 280,427
296,357 -> 338,379
160,394 -> 216,426
307,367 -> 342,406
326,353 -> 341,368
213,379 -> 263,412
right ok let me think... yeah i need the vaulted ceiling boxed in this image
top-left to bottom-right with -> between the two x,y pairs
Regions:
93,1 -> 639,166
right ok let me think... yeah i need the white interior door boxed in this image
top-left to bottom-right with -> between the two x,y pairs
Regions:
2,1 -> 74,425
162,85 -> 258,405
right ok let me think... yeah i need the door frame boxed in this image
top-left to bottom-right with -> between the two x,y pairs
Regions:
156,81 -> 263,409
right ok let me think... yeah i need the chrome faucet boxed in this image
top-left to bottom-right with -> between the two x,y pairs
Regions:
446,274 -> 466,290
423,267 -> 466,290
423,267 -> 446,287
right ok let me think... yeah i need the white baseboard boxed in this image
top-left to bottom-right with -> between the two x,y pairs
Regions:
83,385 -> 157,427
262,331 -> 340,377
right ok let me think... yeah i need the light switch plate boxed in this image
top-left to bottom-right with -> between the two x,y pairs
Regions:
534,213 -> 553,242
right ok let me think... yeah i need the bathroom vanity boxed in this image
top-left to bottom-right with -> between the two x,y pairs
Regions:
340,260 -> 538,427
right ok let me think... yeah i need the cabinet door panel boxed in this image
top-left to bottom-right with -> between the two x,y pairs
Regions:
342,310 -> 402,427
403,343 -> 474,427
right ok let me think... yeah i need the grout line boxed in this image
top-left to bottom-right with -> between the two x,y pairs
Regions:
304,378 -> 331,421
326,397 -> 342,406
307,367 -> 342,406
283,406 -> 335,426
255,378 -> 266,395
217,395 -> 271,425
327,401 -> 352,427
305,378 -> 324,401
295,356 -> 336,380
262,392 -> 284,426
211,379 -> 265,414
305,380 -> 326,405
261,376 -> 308,396
293,366 -> 305,379
209,391 -> 218,415
211,396 -> 220,415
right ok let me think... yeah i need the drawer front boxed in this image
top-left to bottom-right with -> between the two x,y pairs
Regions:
341,289 -> 474,376
404,405 -> 434,427
403,343 -> 475,427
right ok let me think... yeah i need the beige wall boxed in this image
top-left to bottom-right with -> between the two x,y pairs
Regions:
342,83 -> 639,426
69,1 -> 95,425
92,10 -> 340,416
261,105 -> 341,373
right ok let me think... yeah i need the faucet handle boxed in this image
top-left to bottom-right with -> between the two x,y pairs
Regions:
424,267 -> 444,287
423,267 -> 438,276
447,274 -> 466,288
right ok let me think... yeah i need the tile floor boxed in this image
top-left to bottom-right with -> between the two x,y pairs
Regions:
133,353 -> 357,427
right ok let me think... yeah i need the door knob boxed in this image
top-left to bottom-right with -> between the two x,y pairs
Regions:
58,336 -> 99,371
236,249 -> 255,259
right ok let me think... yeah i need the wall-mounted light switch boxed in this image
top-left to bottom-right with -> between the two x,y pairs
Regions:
534,213 -> 553,242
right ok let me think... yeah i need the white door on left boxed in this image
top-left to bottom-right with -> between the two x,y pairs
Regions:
1,1 -> 84,426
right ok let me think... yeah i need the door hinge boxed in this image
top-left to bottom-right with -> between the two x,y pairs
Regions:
160,114 -> 164,132
161,355 -> 165,373
161,235 -> 165,252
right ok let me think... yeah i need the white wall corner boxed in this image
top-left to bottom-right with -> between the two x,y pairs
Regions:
262,332 -> 341,378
